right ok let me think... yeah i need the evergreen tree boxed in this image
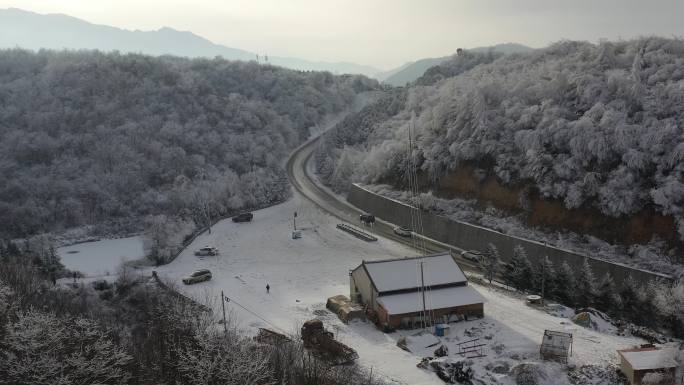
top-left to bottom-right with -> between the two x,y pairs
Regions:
554,261 -> 576,306
532,256 -> 556,299
504,245 -> 533,291
653,280 -> 684,337
638,282 -> 660,328
595,273 -> 621,316
480,243 -> 500,284
575,259 -> 597,308
619,275 -> 642,322
5,241 -> 20,257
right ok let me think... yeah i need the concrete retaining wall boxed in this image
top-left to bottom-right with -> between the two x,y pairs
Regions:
347,184 -> 671,287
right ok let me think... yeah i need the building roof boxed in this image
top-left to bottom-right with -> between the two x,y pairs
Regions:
618,348 -> 678,370
361,252 -> 467,293
376,285 -> 484,315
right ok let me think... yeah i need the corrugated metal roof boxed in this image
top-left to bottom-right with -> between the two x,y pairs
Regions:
362,252 -> 467,293
619,349 -> 678,370
377,285 -> 484,315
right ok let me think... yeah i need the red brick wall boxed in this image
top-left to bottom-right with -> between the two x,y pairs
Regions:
383,303 -> 484,329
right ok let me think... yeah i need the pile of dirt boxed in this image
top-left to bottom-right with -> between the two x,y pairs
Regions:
572,308 -> 617,334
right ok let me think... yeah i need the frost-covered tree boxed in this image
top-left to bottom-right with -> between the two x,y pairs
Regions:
319,37 -> 684,243
143,215 -> 194,265
595,273 -> 621,315
480,243 -> 500,284
25,234 -> 61,276
575,259 -> 597,308
531,256 -> 556,299
619,275 -> 644,322
0,310 -> 132,385
0,49 -> 376,238
176,327 -> 272,385
554,261 -> 577,305
503,245 -> 534,291
653,280 -> 684,335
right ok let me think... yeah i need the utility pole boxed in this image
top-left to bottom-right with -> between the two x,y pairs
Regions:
420,261 -> 427,329
221,290 -> 228,335
293,211 -> 297,231
541,257 -> 547,307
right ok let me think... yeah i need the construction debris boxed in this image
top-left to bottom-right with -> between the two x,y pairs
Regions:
429,360 -> 474,384
326,295 -> 365,323
301,319 -> 359,365
434,345 -> 449,357
254,328 -> 291,345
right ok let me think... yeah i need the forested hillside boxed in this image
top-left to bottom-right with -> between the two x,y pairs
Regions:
380,43 -> 532,86
0,49 -> 377,237
317,38 -> 684,248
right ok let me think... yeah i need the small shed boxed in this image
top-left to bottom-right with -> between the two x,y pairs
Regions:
435,324 -> 450,337
539,330 -> 573,363
617,347 -> 678,385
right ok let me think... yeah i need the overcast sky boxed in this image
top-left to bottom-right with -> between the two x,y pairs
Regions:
2,0 -> 684,69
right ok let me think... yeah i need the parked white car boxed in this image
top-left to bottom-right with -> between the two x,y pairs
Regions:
393,226 -> 412,237
194,246 -> 219,256
460,250 -> 486,264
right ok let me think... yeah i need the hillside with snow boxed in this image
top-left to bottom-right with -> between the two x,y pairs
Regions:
317,38 -> 684,266
379,43 -> 533,86
0,49 -> 377,238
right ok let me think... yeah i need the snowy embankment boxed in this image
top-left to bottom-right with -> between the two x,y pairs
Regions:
58,236 -> 145,278
149,194 -> 647,385
367,184 -> 682,279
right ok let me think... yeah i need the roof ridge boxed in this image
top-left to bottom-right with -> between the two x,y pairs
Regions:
362,251 -> 451,265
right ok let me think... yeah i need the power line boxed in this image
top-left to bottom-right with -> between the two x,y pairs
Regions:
222,293 -> 289,335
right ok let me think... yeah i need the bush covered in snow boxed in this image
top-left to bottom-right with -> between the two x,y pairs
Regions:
318,38 -> 684,241
0,49 -> 377,238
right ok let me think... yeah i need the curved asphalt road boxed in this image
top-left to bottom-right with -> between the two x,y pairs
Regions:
286,136 -> 480,270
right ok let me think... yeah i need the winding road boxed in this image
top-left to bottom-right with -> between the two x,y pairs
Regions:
286,135 -> 480,269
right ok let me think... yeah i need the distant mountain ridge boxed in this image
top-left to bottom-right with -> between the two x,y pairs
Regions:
0,8 -> 382,77
379,43 -> 534,86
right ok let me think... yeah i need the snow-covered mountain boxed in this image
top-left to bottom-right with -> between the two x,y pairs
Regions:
0,8 -> 383,77
378,43 -> 533,86
317,38 -> 684,252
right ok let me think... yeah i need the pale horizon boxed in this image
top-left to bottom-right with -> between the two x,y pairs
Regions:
1,0 -> 684,70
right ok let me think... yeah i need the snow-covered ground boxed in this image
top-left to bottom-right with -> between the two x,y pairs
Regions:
58,236 -> 145,277
148,195 -> 647,385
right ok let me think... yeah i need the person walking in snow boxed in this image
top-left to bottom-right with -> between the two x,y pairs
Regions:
266,284 -> 270,294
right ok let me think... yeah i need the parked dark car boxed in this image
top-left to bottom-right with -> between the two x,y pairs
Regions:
182,269 -> 212,285
359,214 -> 375,224
232,212 -> 253,223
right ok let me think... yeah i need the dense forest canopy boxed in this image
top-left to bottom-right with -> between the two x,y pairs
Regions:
0,49 -> 377,237
317,38 -> 684,241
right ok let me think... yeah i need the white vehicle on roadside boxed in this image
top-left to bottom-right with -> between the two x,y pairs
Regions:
460,250 -> 486,264
194,246 -> 219,256
393,226 -> 413,237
